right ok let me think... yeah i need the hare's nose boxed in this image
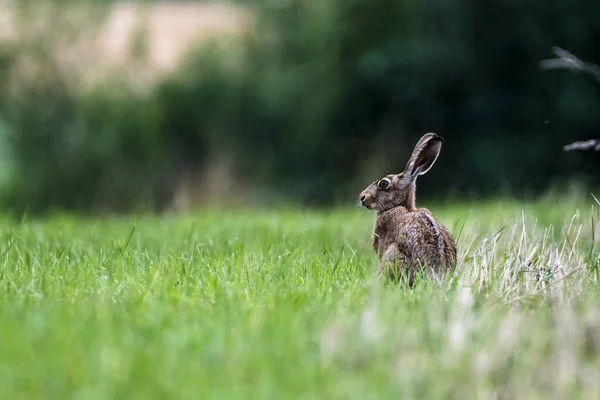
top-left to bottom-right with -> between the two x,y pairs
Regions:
360,195 -> 366,202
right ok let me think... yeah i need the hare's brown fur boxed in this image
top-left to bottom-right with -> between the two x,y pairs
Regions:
359,133 -> 456,285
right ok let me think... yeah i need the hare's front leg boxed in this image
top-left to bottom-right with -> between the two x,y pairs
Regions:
378,244 -> 409,281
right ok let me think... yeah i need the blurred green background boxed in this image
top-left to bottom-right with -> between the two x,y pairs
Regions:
1,0 -> 599,215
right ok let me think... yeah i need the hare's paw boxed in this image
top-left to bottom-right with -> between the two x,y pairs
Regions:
378,245 -> 407,279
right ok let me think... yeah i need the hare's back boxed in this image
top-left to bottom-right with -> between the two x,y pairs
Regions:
396,209 -> 456,269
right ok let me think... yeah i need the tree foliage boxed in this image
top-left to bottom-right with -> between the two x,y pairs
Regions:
1,0 -> 600,214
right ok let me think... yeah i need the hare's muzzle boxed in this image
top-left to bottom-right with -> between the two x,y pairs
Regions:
359,192 -> 376,210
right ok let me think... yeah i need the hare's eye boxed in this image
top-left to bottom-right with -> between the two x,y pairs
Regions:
378,179 -> 390,189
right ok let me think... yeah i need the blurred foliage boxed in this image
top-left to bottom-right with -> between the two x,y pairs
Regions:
1,0 -> 600,214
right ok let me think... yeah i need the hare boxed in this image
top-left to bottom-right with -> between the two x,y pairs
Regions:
359,133 -> 456,285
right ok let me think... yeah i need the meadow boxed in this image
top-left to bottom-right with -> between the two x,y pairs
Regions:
1,192 -> 600,399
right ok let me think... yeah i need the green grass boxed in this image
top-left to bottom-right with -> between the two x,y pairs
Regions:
1,194 -> 600,399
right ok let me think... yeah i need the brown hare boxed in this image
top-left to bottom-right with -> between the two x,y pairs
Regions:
359,133 -> 456,285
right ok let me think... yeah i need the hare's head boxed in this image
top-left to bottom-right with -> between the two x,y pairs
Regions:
359,133 -> 444,213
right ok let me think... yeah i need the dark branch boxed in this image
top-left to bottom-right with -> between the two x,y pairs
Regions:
540,47 -> 600,152
563,140 -> 600,152
539,46 -> 600,84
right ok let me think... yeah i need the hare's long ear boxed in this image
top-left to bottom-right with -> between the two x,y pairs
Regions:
403,133 -> 444,180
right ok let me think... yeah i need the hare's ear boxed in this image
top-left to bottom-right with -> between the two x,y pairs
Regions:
403,133 -> 444,180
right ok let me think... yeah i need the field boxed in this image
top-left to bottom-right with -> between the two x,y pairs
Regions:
0,1 -> 250,90
1,193 -> 600,399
